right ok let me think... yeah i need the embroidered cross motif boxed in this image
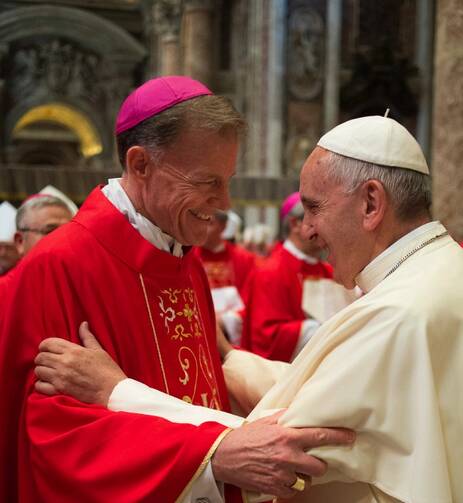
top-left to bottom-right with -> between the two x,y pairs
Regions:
177,303 -> 195,322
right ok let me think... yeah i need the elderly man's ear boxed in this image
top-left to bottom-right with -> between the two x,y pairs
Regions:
360,179 -> 387,232
125,146 -> 152,179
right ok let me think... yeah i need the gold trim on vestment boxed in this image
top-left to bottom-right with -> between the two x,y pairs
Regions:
193,280 -> 224,411
139,273 -> 169,393
175,427 -> 233,503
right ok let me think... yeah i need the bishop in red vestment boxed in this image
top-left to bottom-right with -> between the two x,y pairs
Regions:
241,193 -> 332,362
193,211 -> 255,344
194,241 -> 255,296
0,188 -> 236,502
0,76 -> 249,503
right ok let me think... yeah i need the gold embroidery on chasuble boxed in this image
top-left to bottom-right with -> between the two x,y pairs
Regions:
139,276 -> 222,410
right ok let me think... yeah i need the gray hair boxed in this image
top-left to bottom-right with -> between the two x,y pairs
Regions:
324,151 -> 432,221
16,195 -> 71,229
116,94 -> 247,169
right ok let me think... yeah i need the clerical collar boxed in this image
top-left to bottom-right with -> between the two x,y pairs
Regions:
355,221 -> 447,293
102,178 -> 184,257
283,239 -> 319,264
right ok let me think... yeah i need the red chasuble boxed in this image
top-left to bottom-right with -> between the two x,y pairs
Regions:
193,242 -> 255,296
241,246 -> 332,362
0,187 -> 242,503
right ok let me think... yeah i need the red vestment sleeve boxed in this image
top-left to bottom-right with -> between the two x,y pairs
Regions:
0,248 -> 230,503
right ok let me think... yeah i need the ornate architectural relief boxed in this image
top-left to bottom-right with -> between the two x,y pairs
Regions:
152,0 -> 182,37
10,39 -> 102,105
287,6 -> 324,101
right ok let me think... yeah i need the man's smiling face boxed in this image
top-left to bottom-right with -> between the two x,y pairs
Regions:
299,147 -> 366,288
141,128 -> 238,246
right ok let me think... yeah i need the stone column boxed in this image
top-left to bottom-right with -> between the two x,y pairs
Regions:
141,0 -> 159,78
415,0 -> 434,160
153,0 -> 182,76
182,0 -> 214,85
323,0 -> 342,132
243,0 -> 286,236
432,0 -> 463,240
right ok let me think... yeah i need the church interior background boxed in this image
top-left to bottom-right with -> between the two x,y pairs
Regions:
0,0 -> 462,239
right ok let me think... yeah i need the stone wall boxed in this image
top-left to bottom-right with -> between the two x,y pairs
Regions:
432,0 -> 463,240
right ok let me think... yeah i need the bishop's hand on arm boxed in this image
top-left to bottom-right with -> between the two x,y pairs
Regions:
34,321 -> 126,406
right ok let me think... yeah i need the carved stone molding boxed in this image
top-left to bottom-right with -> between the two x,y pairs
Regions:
0,6 -> 146,61
0,6 -> 146,161
287,6 -> 324,101
9,40 -> 102,105
153,0 -> 182,37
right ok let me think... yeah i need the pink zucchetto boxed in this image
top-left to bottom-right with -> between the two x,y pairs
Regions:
115,76 -> 213,135
280,192 -> 301,221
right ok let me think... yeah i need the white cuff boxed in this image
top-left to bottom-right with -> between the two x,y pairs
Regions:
108,378 -> 244,428
180,462 -> 225,503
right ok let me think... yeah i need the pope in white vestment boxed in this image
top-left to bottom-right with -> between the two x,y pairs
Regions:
223,220 -> 462,503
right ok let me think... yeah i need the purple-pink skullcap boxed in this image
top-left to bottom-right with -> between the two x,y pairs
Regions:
280,192 -> 301,220
115,76 -> 213,135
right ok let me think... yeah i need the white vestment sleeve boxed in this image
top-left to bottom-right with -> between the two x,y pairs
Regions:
222,349 -> 290,415
109,378 -> 244,428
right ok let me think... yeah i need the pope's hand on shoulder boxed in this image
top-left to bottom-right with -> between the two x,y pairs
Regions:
34,321 -> 126,406
211,410 -> 355,498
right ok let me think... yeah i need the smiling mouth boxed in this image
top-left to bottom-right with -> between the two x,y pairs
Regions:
190,210 -> 212,222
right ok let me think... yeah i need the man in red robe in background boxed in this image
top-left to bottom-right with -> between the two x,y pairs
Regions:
0,77 -> 353,503
194,210 -> 255,344
241,192 -> 333,362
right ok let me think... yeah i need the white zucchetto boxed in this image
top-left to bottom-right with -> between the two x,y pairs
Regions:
318,116 -> 429,175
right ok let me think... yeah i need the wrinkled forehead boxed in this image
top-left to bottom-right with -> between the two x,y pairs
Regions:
300,147 -> 331,192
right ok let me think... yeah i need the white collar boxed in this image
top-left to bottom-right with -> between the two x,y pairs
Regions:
102,178 -> 184,257
283,239 -> 319,265
355,221 -> 447,293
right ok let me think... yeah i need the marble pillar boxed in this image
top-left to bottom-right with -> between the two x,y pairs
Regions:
243,0 -> 286,235
153,0 -> 182,76
415,0 -> 434,161
323,0 -> 342,132
432,0 -> 463,240
182,0 -> 214,85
